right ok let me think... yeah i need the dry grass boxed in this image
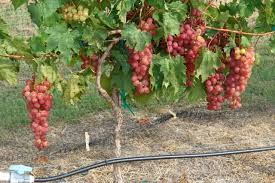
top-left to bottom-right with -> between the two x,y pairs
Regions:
0,104 -> 274,182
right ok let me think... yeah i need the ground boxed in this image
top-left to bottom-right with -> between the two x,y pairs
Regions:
0,103 -> 275,183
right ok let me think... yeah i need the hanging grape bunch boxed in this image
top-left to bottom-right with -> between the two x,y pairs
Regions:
165,9 -> 206,87
62,4 -> 89,22
205,73 -> 225,110
224,47 -> 255,109
128,18 -> 157,95
22,78 -> 53,150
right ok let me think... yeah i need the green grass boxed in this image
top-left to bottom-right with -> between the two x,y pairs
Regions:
242,45 -> 275,104
0,83 -> 107,138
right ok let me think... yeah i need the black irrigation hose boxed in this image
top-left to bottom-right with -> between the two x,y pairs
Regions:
35,146 -> 275,182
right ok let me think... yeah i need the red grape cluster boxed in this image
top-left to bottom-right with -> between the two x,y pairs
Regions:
128,45 -> 152,95
224,47 -> 255,109
207,31 -> 229,51
205,73 -> 225,110
22,79 -> 53,150
128,18 -> 156,95
80,54 -> 99,73
139,18 -> 157,36
165,9 -> 206,86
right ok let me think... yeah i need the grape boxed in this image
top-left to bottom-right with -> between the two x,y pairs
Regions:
128,18 -> 156,95
224,47 -> 255,109
164,9 -> 206,86
22,78 -> 53,150
205,73 -> 225,110
207,31 -> 229,51
62,4 -> 89,22
128,45 -> 153,95
80,54 -> 99,74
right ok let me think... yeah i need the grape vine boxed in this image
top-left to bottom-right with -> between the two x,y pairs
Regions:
0,0 -> 273,152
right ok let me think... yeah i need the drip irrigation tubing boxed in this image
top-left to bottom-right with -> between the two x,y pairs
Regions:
34,145 -> 275,182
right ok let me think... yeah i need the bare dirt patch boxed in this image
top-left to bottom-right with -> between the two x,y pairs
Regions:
0,104 -> 275,183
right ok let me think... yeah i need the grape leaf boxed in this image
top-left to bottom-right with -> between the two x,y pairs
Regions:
38,63 -> 58,84
28,0 -> 62,26
190,0 -> 206,9
44,23 -> 80,62
0,18 -> 9,39
116,0 -> 137,23
224,34 -> 236,57
111,69 -> 134,94
82,27 -> 108,54
11,0 -> 27,9
96,10 -> 119,29
185,78 -> 206,102
146,0 -> 165,9
121,23 -> 152,51
150,54 -> 186,94
111,44 -> 130,74
110,44 -> 133,94
153,1 -> 187,37
241,36 -> 250,48
0,58 -> 19,85
195,48 -> 221,82
62,74 -> 89,104
30,35 -> 46,53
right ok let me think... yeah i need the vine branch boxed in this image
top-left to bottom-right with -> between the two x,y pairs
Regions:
95,37 -> 123,183
206,26 -> 275,36
95,37 -> 119,107
0,54 -> 28,60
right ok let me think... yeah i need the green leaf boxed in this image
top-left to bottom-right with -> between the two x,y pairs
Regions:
30,35 -> 46,53
190,0 -> 206,9
96,10 -> 119,29
0,18 -> 9,39
153,1 -> 187,37
28,0 -> 62,26
82,27 -> 108,53
121,23 -> 152,51
185,78 -> 206,102
62,74 -> 89,104
224,34 -> 236,57
147,0 -> 165,9
0,58 -> 19,85
241,36 -> 250,48
39,64 -> 58,84
116,0 -> 137,23
45,23 -> 80,62
162,12 -> 181,37
150,54 -> 186,94
11,0 -> 27,9
195,48 -> 221,82
111,45 -> 130,74
111,68 -> 134,94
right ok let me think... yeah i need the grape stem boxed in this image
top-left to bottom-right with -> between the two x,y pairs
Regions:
108,30 -> 122,36
206,26 -> 275,36
0,52 -> 57,61
0,54 -> 28,60
95,37 -> 123,183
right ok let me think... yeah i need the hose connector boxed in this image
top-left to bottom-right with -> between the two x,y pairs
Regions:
0,165 -> 34,183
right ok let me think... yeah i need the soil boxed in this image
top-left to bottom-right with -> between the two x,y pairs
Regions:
0,103 -> 275,183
